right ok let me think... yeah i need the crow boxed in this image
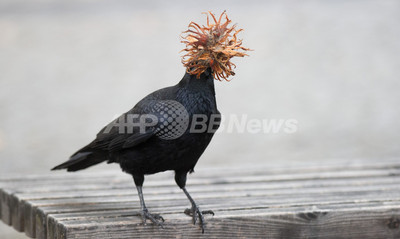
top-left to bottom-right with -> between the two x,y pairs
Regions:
52,11 -> 249,233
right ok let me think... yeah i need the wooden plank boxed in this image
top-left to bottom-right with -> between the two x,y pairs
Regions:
2,167 -> 400,196
9,175 -> 398,208
6,179 -> 400,235
41,198 -> 400,235
1,160 -> 400,238
37,192 -> 400,224
4,165 -> 399,232
10,193 -> 24,232
1,158 -> 399,183
16,179 -> 400,231
30,183 -> 400,238
49,206 -> 400,239
20,184 -> 400,212
0,188 -> 12,226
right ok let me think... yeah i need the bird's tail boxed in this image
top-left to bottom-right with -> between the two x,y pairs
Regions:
51,145 -> 107,172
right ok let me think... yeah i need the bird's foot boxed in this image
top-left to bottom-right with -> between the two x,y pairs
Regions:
184,205 -> 214,233
137,209 -> 164,228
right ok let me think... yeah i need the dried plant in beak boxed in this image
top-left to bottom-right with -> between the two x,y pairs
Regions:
181,11 -> 250,81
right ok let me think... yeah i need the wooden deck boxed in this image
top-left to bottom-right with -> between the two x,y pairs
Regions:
1,160 -> 400,239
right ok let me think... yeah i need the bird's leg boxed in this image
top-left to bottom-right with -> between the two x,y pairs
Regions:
175,171 -> 213,233
182,187 -> 214,233
133,175 -> 164,227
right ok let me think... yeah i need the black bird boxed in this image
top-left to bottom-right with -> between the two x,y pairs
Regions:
52,11 -> 249,233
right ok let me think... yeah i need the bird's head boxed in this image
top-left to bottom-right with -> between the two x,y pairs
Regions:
181,11 -> 250,81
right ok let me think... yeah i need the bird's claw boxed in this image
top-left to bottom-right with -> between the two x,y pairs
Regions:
137,209 -> 164,228
201,210 -> 215,216
184,206 -> 214,233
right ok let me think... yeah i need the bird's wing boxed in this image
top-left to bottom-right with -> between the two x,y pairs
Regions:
89,98 -> 162,151
122,130 -> 154,148
106,128 -> 155,151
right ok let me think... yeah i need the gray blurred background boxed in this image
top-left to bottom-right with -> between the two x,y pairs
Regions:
1,0 -> 399,237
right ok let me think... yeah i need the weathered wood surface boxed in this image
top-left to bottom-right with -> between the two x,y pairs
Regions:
1,160 -> 400,239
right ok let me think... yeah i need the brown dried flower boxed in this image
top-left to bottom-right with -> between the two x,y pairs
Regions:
181,11 -> 250,81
